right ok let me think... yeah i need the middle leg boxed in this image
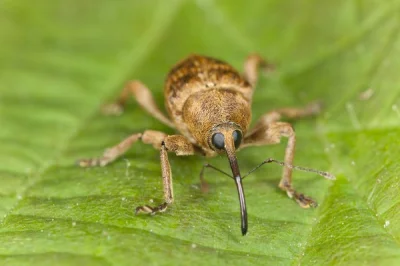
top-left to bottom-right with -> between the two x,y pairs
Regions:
245,102 -> 322,140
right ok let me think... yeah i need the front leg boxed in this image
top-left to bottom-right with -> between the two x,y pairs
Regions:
135,135 -> 196,214
243,121 -> 317,208
78,132 -> 196,214
135,142 -> 173,214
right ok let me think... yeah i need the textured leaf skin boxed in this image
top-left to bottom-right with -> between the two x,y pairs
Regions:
0,0 -> 400,265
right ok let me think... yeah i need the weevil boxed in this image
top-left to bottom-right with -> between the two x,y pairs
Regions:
79,54 -> 334,235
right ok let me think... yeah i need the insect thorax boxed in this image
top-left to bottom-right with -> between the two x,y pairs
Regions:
182,89 -> 251,149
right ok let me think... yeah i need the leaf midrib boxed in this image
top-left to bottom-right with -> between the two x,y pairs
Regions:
0,0 -> 185,226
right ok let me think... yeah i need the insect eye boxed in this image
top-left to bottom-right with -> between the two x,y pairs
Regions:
211,133 -> 225,150
233,130 -> 242,149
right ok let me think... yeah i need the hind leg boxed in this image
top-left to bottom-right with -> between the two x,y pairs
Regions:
243,54 -> 275,87
102,80 -> 175,128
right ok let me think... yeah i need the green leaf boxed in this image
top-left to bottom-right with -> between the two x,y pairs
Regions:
1,0 -> 400,265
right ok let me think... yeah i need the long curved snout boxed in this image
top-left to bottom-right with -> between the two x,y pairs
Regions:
224,134 -> 248,236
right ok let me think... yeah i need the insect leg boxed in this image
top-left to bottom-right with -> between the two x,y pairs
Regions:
79,131 -> 196,214
243,54 -> 274,87
77,130 -> 166,167
249,103 -> 322,138
242,121 -> 318,208
135,142 -> 172,214
135,135 -> 196,214
102,80 -> 175,128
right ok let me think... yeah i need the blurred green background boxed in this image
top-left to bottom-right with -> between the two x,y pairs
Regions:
0,0 -> 400,265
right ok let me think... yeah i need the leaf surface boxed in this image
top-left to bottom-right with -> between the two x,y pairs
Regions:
1,0 -> 400,265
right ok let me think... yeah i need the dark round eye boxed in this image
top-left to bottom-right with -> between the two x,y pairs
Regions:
212,133 -> 225,150
233,130 -> 242,149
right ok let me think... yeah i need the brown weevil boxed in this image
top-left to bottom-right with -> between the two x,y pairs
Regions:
79,54 -> 335,235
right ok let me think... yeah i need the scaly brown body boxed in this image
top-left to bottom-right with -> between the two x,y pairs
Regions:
165,55 -> 252,155
78,54 -> 333,236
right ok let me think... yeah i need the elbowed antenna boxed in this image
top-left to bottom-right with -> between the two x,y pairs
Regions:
210,152 -> 335,235
242,158 -> 336,180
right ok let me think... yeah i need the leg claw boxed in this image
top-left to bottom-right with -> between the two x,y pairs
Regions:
306,101 -> 323,116
77,158 -> 100,167
282,186 -> 318,208
135,202 -> 168,215
101,103 -> 124,116
294,193 -> 318,208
